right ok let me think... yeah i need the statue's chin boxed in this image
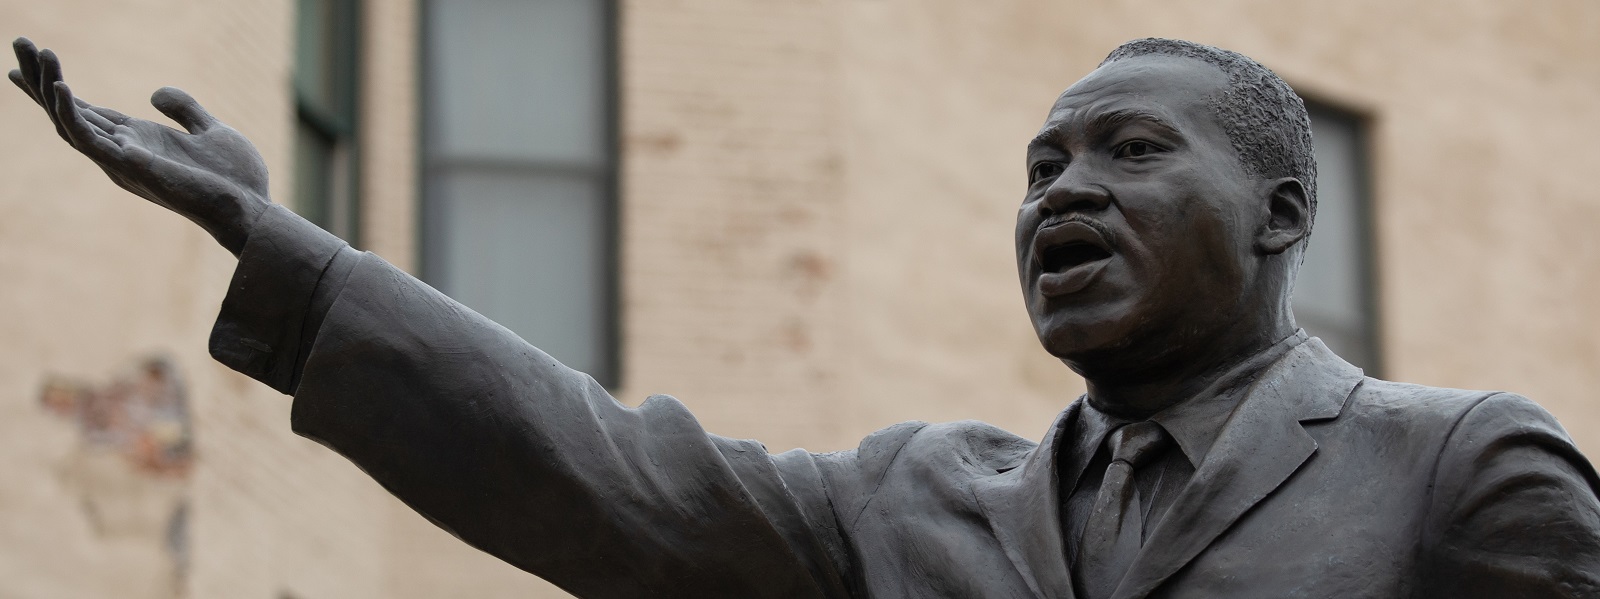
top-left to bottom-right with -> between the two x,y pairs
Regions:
1034,310 -> 1194,381
1037,326 -> 1142,372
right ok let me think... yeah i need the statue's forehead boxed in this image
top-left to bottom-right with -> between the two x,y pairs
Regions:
1041,56 -> 1228,133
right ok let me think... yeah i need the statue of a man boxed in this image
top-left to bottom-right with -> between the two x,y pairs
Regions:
13,36 -> 1600,598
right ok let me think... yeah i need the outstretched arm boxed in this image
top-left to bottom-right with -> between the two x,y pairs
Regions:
9,37 -> 267,255
13,39 -> 861,597
275,238 -> 855,597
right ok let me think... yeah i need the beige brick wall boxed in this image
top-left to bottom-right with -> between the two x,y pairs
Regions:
1,0 -> 1597,597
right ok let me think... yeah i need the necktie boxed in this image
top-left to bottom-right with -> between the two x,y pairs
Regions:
1076,421 -> 1172,599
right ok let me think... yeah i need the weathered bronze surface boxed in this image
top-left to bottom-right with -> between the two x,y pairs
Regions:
14,36 -> 1600,598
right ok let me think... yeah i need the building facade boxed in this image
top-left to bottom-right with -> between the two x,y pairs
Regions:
1,0 -> 1597,597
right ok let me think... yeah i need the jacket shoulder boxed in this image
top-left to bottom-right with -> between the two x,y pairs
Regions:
1341,380 -> 1588,480
805,419 -> 1035,516
897,420 -> 1036,474
811,419 -> 1034,470
1342,378 -> 1511,429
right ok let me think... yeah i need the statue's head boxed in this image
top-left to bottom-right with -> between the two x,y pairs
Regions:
1016,39 -> 1316,380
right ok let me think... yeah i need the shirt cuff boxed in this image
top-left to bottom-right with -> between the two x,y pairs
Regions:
208,203 -> 359,395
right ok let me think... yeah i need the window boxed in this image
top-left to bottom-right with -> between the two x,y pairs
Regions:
293,0 -> 362,243
421,0 -> 619,385
1294,103 -> 1380,374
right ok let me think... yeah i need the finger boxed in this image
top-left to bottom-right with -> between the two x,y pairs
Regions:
54,81 -> 122,163
12,38 -> 42,103
79,103 -> 118,136
9,69 -> 38,104
61,94 -> 123,136
80,100 -> 131,125
38,49 -> 70,141
151,87 -> 217,134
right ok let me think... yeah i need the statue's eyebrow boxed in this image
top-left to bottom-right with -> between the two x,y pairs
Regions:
1088,108 -> 1183,141
1028,108 -> 1183,154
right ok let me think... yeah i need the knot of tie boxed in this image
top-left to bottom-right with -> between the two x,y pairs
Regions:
1107,421 -> 1171,470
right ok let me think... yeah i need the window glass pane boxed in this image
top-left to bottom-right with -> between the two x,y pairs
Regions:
1294,106 -> 1377,372
431,170 -> 609,375
423,0 -> 616,384
427,0 -> 606,165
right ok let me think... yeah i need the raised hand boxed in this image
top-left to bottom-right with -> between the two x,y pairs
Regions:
10,37 -> 271,255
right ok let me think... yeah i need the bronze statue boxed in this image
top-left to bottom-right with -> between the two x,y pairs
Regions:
13,36 -> 1600,598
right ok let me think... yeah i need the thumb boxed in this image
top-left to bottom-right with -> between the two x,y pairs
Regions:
151,86 -> 217,134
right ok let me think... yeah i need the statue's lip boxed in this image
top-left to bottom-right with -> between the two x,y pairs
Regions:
1038,258 -> 1110,296
1032,220 -> 1114,266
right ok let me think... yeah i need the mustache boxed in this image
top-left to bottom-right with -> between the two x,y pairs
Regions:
1036,214 -> 1118,248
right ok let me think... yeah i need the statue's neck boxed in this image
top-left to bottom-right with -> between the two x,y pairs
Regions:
1081,321 -> 1299,419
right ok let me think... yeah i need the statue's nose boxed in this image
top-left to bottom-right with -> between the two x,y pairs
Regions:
1039,172 -> 1112,217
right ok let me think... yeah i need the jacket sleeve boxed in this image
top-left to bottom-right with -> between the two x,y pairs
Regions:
208,205 -> 855,598
1420,392 -> 1600,598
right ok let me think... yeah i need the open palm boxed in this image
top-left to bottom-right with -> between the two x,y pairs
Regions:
10,38 -> 270,254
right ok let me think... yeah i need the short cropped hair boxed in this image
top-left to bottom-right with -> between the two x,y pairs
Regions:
1101,38 -> 1318,230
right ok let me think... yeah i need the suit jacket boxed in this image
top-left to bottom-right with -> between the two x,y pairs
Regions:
210,206 -> 1600,598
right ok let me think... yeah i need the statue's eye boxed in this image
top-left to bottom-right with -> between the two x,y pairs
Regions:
1030,162 -> 1064,184
1114,140 -> 1160,159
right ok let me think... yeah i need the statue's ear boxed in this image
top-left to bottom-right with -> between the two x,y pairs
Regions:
1256,177 -> 1310,255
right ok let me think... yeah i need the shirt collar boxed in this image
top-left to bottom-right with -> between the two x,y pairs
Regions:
1076,330 -> 1309,468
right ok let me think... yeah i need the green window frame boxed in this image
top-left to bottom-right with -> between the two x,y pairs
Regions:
294,0 -> 362,243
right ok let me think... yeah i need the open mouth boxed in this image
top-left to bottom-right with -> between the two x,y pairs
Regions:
1032,221 -> 1114,296
1040,241 -> 1112,274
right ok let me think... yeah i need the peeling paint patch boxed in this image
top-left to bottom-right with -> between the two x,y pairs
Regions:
40,357 -> 194,477
39,356 -> 194,596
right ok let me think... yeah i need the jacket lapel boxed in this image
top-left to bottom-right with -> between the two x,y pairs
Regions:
1110,339 -> 1364,599
973,401 -> 1093,599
